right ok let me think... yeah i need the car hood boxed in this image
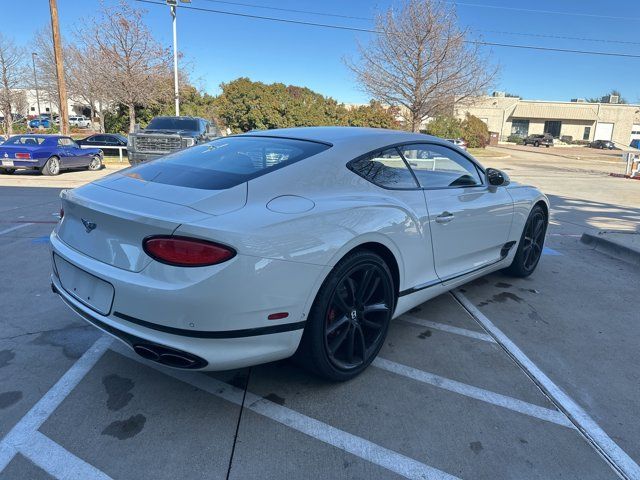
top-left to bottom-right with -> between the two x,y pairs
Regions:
136,129 -> 200,137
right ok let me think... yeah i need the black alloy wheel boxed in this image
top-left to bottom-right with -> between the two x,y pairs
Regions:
296,250 -> 395,381
505,205 -> 547,277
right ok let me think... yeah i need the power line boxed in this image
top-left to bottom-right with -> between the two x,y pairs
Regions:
134,0 -> 640,59
447,1 -> 640,22
199,0 -> 371,21
199,0 -> 640,46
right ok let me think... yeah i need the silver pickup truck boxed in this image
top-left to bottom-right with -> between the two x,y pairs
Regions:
127,116 -> 220,165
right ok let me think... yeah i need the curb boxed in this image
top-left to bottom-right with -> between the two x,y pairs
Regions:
580,232 -> 640,266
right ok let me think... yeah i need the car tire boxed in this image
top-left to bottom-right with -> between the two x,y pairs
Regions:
295,250 -> 395,381
41,156 -> 61,176
545,144 -> 550,148
534,141 -> 540,147
504,204 -> 547,278
88,155 -> 102,171
1,168 -> 15,175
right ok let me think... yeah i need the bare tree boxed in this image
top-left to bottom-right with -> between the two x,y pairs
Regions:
346,0 -> 497,132
33,25 -> 66,116
0,33 -> 29,137
66,44 -> 112,132
82,1 -> 172,132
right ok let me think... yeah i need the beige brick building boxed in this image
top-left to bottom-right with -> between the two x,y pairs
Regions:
456,93 -> 640,147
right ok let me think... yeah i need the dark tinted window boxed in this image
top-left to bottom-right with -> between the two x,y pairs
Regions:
349,148 -> 418,189
147,117 -> 199,131
399,144 -> 482,188
124,136 -> 330,190
5,136 -> 46,145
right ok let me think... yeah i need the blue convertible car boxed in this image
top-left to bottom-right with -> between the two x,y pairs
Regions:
0,135 -> 103,175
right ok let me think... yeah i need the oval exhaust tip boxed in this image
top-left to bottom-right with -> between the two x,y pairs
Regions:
133,344 -> 161,362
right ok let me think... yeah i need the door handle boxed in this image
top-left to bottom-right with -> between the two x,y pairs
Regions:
435,211 -> 455,224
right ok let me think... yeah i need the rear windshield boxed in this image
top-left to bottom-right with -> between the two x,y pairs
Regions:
124,136 -> 330,190
4,136 -> 46,145
147,117 -> 199,131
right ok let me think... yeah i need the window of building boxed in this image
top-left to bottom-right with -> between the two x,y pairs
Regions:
583,126 -> 591,141
45,107 -> 50,112
544,121 -> 562,138
30,106 -> 35,111
511,119 -> 529,137
350,148 -> 418,189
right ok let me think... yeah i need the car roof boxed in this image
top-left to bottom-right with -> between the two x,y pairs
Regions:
240,126 -> 442,148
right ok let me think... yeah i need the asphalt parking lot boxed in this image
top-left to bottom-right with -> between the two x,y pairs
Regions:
0,152 -> 638,480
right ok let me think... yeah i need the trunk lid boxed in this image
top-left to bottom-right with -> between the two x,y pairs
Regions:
57,178 -> 246,272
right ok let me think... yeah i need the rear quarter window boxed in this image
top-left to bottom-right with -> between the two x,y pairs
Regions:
125,136 -> 330,190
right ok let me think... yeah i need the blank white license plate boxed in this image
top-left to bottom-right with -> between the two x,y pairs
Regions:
54,254 -> 114,315
1,160 -> 14,167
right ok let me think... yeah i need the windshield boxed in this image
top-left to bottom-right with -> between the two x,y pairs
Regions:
146,118 -> 199,131
124,136 -> 330,190
4,136 -> 47,145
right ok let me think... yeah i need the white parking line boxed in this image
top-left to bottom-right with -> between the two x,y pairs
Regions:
0,336 -> 112,472
452,291 -> 640,480
0,223 -> 33,236
20,432 -> 113,480
399,315 -> 496,343
373,357 -> 573,428
111,343 -> 460,480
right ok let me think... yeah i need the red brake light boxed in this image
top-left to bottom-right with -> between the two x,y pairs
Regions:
16,153 -> 31,159
143,236 -> 236,267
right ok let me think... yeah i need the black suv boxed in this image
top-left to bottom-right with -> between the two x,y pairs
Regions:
127,116 -> 221,165
523,134 -> 554,148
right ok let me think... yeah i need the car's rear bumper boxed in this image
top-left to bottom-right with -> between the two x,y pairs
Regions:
50,230 -> 325,370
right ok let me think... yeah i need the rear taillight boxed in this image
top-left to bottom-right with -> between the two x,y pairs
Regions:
15,153 -> 31,159
143,236 -> 236,267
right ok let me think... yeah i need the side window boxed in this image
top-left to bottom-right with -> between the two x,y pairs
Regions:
57,138 -> 71,147
349,148 -> 418,189
399,144 -> 482,188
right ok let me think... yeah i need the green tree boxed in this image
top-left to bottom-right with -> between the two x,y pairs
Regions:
461,113 -> 489,148
344,101 -> 400,129
425,115 -> 464,139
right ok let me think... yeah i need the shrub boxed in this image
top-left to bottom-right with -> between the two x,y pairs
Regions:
425,115 -> 464,139
461,113 -> 489,148
507,134 -> 523,145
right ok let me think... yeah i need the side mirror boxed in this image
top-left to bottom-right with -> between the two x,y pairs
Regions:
486,168 -> 510,187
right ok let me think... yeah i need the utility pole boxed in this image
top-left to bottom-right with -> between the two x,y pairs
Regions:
167,0 -> 190,116
171,3 -> 180,116
31,53 -> 42,117
49,0 -> 69,134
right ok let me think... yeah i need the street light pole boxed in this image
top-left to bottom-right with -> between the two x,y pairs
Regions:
171,3 -> 180,116
31,53 -> 42,117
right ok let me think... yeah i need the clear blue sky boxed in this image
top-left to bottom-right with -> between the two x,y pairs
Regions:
5,0 -> 640,103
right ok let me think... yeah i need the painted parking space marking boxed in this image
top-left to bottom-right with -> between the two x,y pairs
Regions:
399,315 -> 496,343
21,431 -> 112,480
373,357 -> 573,428
31,235 -> 51,244
0,336 -> 112,472
111,342 -> 460,480
0,223 -> 33,236
542,246 -> 563,256
452,291 -> 640,480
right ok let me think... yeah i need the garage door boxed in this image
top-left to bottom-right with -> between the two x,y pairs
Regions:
594,122 -> 614,141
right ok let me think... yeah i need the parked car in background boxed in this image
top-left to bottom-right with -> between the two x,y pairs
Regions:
69,116 -> 91,128
77,133 -> 128,156
0,134 -> 103,175
445,138 -> 467,150
523,134 -> 554,147
127,116 -> 220,165
29,117 -> 52,129
589,139 -> 615,150
630,139 -> 640,149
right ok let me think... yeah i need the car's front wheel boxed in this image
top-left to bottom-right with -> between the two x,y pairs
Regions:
296,250 -> 395,381
0,168 -> 15,175
88,155 -> 102,171
505,204 -> 547,277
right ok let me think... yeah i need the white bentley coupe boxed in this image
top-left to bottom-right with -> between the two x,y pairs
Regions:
51,127 -> 548,380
